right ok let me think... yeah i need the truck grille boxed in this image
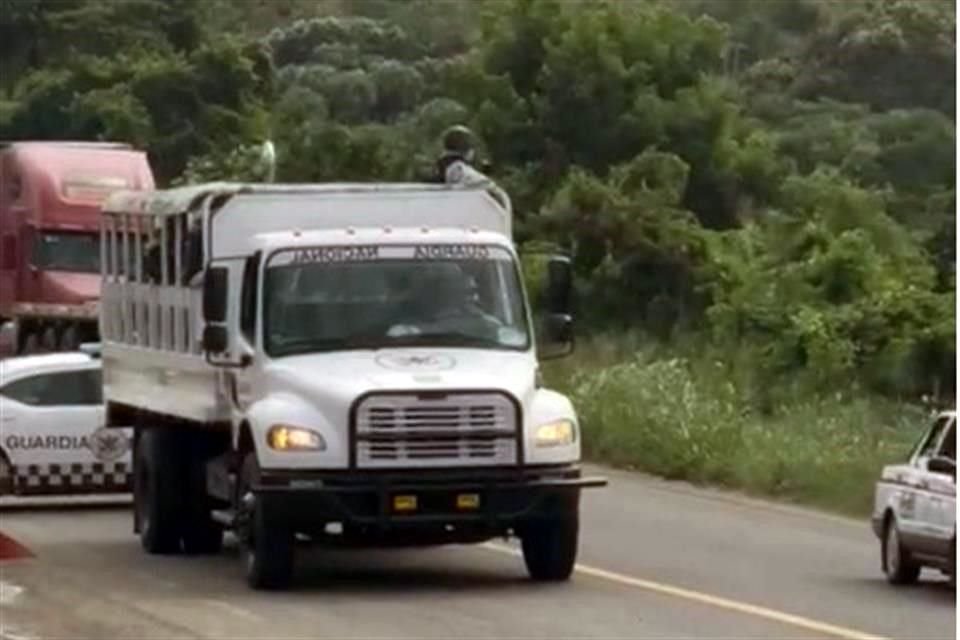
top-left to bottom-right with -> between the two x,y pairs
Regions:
354,392 -> 519,469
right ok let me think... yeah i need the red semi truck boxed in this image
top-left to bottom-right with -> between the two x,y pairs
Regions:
0,141 -> 155,355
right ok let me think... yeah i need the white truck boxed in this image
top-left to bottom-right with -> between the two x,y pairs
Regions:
98,173 -> 606,589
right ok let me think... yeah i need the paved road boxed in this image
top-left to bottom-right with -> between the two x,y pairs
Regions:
0,466 -> 954,640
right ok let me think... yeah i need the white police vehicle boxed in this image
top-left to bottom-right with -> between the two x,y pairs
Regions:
872,410 -> 955,586
0,345 -> 132,496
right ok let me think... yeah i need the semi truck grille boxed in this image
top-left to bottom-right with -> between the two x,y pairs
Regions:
354,392 -> 519,469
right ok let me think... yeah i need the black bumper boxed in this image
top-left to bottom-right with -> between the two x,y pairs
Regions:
252,465 -> 606,539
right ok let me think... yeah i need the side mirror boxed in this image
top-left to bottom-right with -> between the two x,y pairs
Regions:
537,313 -> 574,360
202,325 -> 228,354
928,456 -> 956,477
203,267 -> 228,323
544,255 -> 573,315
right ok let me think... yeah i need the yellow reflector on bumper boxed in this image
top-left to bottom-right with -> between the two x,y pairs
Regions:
393,495 -> 417,512
456,493 -> 480,510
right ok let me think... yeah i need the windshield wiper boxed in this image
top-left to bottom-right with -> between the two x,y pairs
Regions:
380,331 -> 503,348
270,330 -> 513,357
270,332 -> 388,357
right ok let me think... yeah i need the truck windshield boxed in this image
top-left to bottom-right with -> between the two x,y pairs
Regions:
263,244 -> 531,357
32,232 -> 100,273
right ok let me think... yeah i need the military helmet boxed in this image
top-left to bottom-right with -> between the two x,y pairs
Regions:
442,125 -> 475,154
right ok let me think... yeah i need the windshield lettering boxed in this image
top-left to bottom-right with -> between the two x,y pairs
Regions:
291,245 -> 379,264
413,244 -> 489,260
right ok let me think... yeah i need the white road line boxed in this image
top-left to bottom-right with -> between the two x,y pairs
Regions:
482,542 -> 890,640
589,466 -> 866,528
206,599 -> 265,622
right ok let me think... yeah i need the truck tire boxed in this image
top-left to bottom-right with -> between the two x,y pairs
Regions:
135,428 -> 184,554
238,453 -> 294,590
181,446 -> 223,555
521,516 -> 579,582
882,516 -> 920,585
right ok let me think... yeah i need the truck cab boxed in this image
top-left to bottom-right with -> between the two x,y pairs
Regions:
0,141 -> 154,354
100,177 -> 605,590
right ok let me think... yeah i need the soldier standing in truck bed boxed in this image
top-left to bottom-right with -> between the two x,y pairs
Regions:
434,125 -> 478,184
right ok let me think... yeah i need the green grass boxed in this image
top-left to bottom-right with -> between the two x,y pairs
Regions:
544,335 -> 930,516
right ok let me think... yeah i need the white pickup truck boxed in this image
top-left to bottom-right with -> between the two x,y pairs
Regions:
872,410 -> 955,586
97,173 -> 606,589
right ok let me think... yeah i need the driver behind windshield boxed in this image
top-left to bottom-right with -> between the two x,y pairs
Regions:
397,263 -> 502,339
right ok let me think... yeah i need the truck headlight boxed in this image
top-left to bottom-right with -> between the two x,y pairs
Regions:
535,419 -> 576,447
267,425 -> 326,451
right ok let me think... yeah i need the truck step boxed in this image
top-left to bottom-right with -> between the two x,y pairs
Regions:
211,509 -> 236,527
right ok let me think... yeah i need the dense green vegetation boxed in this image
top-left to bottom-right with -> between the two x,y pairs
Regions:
1,0 -> 954,513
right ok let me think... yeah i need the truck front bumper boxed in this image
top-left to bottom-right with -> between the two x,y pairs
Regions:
252,464 -> 606,542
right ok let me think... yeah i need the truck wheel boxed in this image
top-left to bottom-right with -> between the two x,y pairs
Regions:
521,516 -> 579,582
59,326 -> 80,351
135,428 -> 184,554
882,516 -> 920,585
181,447 -> 223,555
238,453 -> 294,590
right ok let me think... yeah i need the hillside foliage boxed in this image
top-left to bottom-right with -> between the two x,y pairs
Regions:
1,0 -> 954,405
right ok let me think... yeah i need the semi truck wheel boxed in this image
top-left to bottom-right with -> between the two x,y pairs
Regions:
521,515 -> 579,582
238,453 -> 294,590
135,428 -> 184,554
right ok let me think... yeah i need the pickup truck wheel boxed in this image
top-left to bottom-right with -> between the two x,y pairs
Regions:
238,454 -> 294,590
521,516 -> 579,582
135,429 -> 184,554
882,517 -> 920,585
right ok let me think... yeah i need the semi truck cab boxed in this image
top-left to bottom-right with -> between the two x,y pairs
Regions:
0,141 -> 154,354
